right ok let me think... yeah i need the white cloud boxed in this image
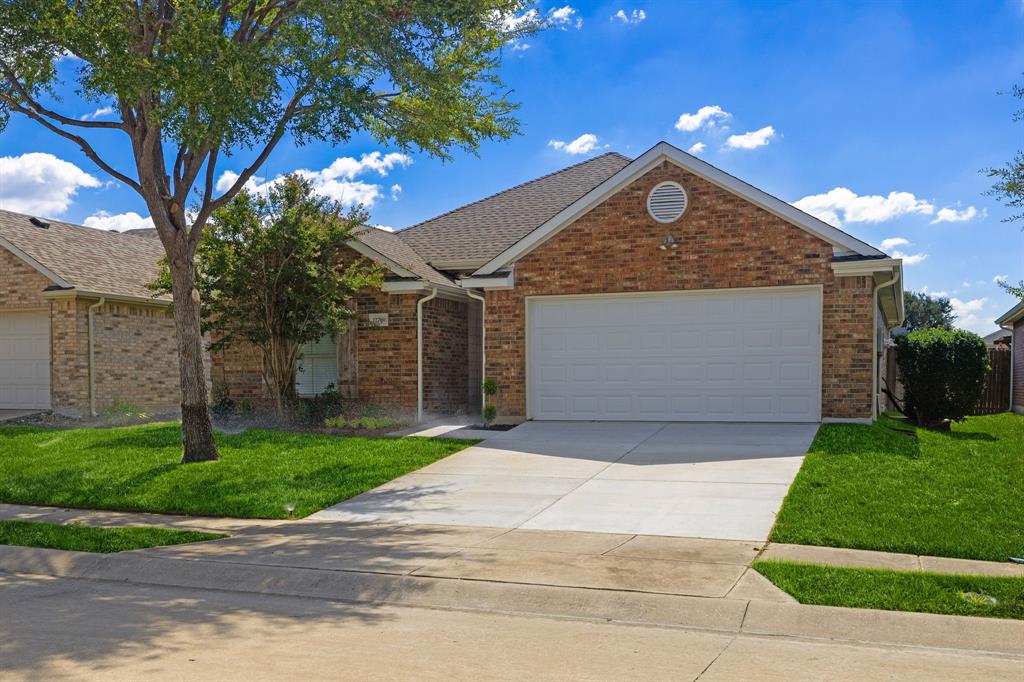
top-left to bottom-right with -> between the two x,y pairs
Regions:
931,205 -> 981,224
950,297 -> 989,332
512,42 -> 532,51
214,151 -> 413,208
919,286 -> 950,298
687,142 -> 706,155
723,125 -> 776,150
890,250 -> 927,266
0,152 -> 101,215
994,274 -> 1008,284
494,7 -> 539,32
611,9 -> 646,25
81,105 -> 115,121
548,5 -> 583,30
372,224 -> 395,232
390,184 -> 402,200
793,187 -> 935,227
83,210 -> 153,232
879,237 -> 910,252
548,133 -> 600,155
674,105 -> 731,132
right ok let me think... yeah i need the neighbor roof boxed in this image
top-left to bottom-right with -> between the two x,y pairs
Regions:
0,208 -> 169,302
351,226 -> 456,287
396,152 -> 631,265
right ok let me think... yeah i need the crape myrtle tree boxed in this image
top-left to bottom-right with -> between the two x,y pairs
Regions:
154,174 -> 384,419
0,0 -> 537,462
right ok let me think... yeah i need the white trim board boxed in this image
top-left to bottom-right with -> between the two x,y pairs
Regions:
474,141 -> 885,276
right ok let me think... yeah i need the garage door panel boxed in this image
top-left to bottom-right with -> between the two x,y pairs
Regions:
528,289 -> 821,422
0,311 -> 50,410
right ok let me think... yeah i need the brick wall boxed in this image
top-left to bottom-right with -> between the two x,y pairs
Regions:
484,160 -> 876,420
354,289 -> 419,414
1015,320 -> 1024,413
49,298 -> 89,412
211,339 -> 267,403
0,248 -> 52,309
90,300 -> 184,412
422,296 -> 469,415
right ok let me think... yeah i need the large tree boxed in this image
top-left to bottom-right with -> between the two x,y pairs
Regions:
902,291 -> 955,332
155,174 -> 383,418
0,0 -> 534,461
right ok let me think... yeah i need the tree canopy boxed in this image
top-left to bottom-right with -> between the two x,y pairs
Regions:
902,291 -> 956,332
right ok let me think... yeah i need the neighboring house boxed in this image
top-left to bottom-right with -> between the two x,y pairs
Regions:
0,210 -> 192,416
995,301 -> 1024,414
983,328 -> 1012,347
216,141 -> 905,423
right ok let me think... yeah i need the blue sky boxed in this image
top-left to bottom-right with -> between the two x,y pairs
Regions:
1,1 -> 1022,332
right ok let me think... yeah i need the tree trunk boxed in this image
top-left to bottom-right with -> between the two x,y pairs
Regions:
169,253 -> 220,463
265,335 -> 297,420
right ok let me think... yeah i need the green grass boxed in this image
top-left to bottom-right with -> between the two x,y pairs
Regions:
0,519 -> 225,553
771,413 -> 1024,562
0,423 -> 475,518
755,560 -> 1024,621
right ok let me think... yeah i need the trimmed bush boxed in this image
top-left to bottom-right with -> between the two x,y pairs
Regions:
895,328 -> 989,428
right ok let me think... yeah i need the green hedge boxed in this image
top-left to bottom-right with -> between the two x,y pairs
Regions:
895,328 -> 989,427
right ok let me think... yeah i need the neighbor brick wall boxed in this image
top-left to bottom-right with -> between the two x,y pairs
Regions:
1014,320 -> 1024,412
422,296 -> 469,415
0,248 -> 52,309
484,160 -> 876,420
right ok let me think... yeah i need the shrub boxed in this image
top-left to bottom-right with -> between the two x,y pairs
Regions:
482,404 -> 497,424
210,388 -> 236,418
895,328 -> 990,428
323,414 -> 398,431
98,400 -> 147,425
482,378 -> 498,397
294,384 -> 344,425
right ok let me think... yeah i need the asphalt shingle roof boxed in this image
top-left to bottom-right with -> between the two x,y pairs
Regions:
0,209 -> 169,301
353,226 -> 456,287
395,152 -> 631,265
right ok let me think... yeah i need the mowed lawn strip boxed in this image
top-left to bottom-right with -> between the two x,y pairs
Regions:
0,423 -> 475,518
755,560 -> 1024,621
770,413 -> 1024,562
0,519 -> 225,553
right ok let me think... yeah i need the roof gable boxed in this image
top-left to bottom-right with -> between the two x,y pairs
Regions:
396,152 -> 631,266
474,141 -> 884,275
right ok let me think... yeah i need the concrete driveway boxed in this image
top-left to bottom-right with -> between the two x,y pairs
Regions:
313,421 -> 817,541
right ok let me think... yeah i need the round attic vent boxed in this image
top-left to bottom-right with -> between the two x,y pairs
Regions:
647,181 -> 688,223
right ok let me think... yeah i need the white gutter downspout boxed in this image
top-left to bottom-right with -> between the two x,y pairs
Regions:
465,289 -> 486,414
87,297 -> 106,416
416,287 -> 439,423
872,270 -> 900,418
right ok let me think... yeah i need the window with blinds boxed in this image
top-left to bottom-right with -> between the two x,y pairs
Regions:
296,335 -> 337,396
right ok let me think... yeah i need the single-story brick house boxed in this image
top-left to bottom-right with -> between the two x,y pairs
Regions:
995,300 -> 1023,414
216,141 -> 905,423
0,209 -> 192,416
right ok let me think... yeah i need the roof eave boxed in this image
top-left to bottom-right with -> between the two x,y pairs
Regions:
0,233 -> 71,288
995,300 -> 1024,327
41,287 -> 172,307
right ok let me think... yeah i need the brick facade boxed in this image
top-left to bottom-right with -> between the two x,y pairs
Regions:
483,160 -> 875,421
0,249 -> 51,309
422,296 -> 470,415
1014,320 -> 1024,413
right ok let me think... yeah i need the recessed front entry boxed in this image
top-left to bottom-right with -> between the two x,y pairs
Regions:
0,310 -> 51,410
527,287 -> 822,422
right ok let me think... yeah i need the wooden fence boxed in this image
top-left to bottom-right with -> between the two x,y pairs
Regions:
883,346 -> 1012,415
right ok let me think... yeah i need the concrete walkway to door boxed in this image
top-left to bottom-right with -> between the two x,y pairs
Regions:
312,422 -> 817,541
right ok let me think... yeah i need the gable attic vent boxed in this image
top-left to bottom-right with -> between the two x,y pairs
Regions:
29,217 -> 50,229
647,181 -> 687,223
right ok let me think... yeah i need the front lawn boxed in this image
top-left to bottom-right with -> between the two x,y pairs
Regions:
771,413 -> 1024,562
755,560 -> 1024,621
0,423 -> 474,518
0,519 -> 225,553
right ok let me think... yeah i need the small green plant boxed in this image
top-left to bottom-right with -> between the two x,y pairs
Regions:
210,387 -> 236,418
294,384 -> 345,425
236,398 -> 255,416
895,328 -> 990,428
98,401 -> 146,425
482,404 -> 497,424
482,378 -> 498,397
481,377 -> 499,424
324,414 -> 398,431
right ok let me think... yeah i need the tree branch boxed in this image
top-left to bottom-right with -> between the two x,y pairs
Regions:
3,99 -> 142,192
1,66 -> 125,130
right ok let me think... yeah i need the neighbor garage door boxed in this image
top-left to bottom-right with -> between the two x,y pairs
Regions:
527,287 -> 821,422
0,310 -> 51,409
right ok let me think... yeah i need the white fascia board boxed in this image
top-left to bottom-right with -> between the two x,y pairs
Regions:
381,280 -> 468,299
42,288 -> 173,307
429,259 -> 488,271
830,257 -> 902,277
995,300 -> 1024,327
0,235 -> 71,287
458,270 -> 515,290
345,238 -> 419,279
474,141 -> 884,276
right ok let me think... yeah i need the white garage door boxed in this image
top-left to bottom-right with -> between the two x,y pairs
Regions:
0,310 -> 51,409
528,288 -> 821,422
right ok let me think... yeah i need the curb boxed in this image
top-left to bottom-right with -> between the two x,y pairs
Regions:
2,545 -> 1023,657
